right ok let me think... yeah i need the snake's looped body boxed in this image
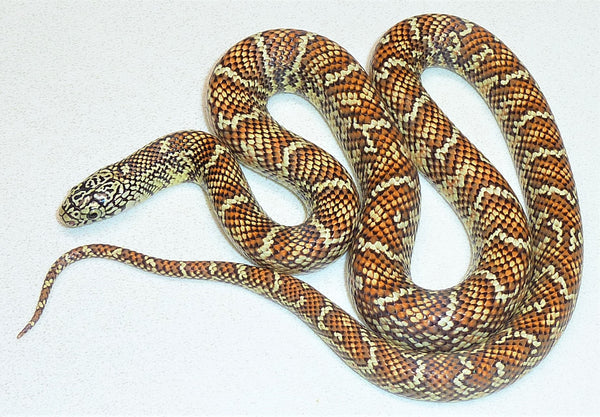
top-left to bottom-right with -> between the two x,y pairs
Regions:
19,15 -> 582,401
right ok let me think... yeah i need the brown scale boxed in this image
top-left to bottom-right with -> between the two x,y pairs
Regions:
18,14 -> 581,401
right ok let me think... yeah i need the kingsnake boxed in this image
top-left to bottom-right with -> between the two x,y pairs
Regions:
19,14 -> 582,401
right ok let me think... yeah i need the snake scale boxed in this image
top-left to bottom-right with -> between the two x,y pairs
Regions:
19,14 -> 582,401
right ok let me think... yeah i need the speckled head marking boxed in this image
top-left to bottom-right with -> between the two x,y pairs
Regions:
20,14 -> 582,402
58,168 -> 127,227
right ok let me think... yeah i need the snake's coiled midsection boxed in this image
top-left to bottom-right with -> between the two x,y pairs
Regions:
19,14 -> 582,401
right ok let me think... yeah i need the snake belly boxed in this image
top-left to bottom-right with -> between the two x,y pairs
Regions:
19,14 -> 582,401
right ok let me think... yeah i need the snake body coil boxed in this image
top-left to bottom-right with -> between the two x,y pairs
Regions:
19,15 -> 582,401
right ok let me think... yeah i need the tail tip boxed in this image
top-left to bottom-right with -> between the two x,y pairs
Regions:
17,323 -> 33,339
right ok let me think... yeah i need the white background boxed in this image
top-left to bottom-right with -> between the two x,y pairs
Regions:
2,1 -> 598,416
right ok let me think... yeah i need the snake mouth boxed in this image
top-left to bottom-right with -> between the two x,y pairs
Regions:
57,203 -> 83,228
57,197 -> 108,227
57,209 -> 78,227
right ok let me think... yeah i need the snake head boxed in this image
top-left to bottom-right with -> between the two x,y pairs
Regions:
58,168 -> 126,227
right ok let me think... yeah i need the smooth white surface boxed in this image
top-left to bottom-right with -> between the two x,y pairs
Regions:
2,1 -> 598,416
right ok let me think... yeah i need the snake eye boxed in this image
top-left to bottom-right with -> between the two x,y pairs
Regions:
86,205 -> 105,222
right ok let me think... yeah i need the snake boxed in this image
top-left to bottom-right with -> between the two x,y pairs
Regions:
18,14 -> 582,401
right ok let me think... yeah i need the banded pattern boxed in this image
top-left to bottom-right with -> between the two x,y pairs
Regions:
19,14 -> 582,401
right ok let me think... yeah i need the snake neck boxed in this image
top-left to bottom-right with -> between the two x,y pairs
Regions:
58,131 -> 214,227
